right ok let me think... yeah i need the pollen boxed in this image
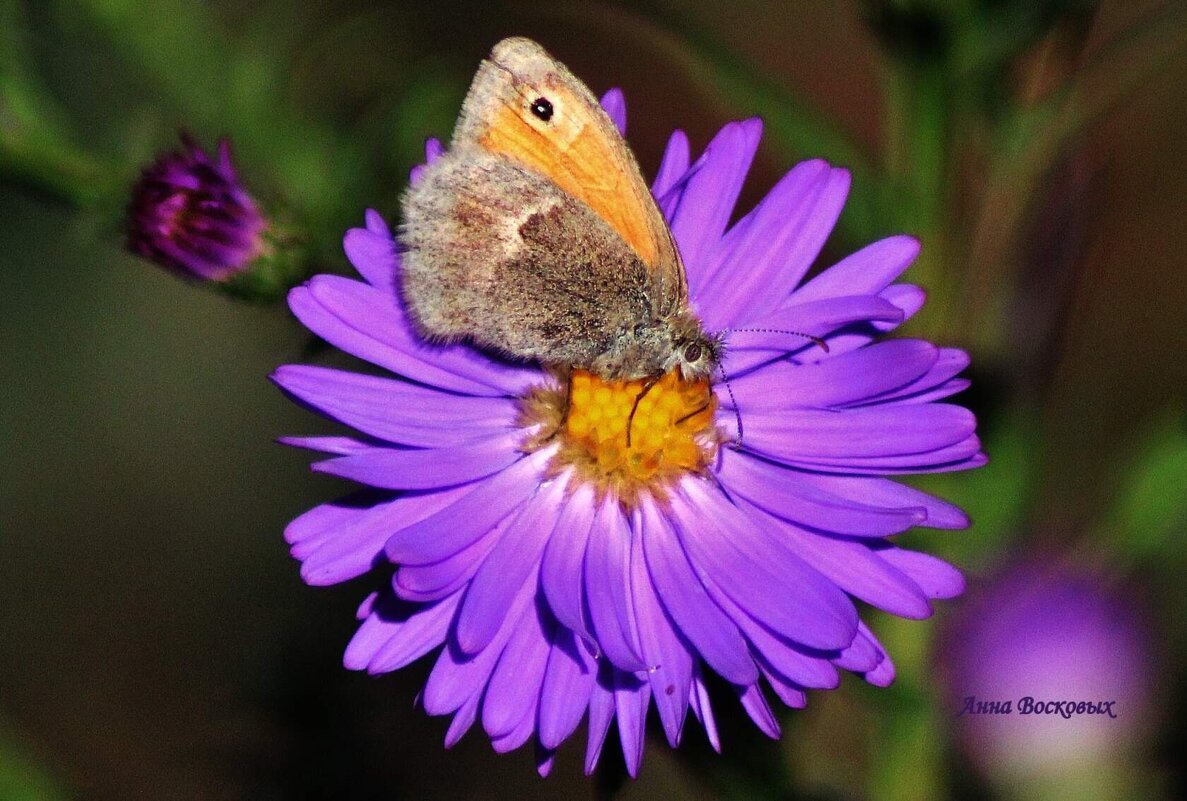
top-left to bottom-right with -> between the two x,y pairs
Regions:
519,369 -> 721,506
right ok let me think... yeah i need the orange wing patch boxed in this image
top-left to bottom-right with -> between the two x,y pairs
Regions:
478,94 -> 663,269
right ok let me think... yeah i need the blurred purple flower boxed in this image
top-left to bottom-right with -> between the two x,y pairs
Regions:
274,91 -> 982,776
941,558 -> 1153,779
126,134 -> 266,281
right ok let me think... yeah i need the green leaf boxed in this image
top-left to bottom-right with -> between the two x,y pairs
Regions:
0,0 -> 117,206
1098,408 -> 1187,566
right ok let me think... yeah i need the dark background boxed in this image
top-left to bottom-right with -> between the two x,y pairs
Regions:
2,1 -> 1185,799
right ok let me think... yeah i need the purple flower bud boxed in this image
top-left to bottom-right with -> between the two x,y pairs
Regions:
126,134 -> 267,281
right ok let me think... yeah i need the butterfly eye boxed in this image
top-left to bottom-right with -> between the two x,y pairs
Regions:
683,343 -> 703,363
530,97 -> 554,122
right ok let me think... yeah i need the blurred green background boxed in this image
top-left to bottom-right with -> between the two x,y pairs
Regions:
2,0 -> 1186,799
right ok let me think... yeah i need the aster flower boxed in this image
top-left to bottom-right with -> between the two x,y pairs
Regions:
126,134 -> 266,282
274,90 -> 983,776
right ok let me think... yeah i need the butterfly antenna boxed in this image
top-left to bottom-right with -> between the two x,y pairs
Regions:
724,328 -> 830,353
717,366 -> 744,449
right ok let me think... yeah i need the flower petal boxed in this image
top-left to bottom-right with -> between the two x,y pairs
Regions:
312,434 -> 521,490
368,595 -> 461,673
857,622 -> 896,686
343,593 -> 417,668
538,627 -> 597,749
272,364 -> 516,447
422,568 -> 536,716
791,472 -> 970,529
821,284 -> 928,358
278,435 -> 373,455
344,218 -> 398,294
732,340 -> 940,410
583,677 -> 616,774
490,694 -> 539,753
668,119 -> 763,271
782,437 -> 985,475
600,88 -> 626,133
629,514 -> 692,746
740,501 -> 932,619
718,451 -> 926,537
640,500 -> 759,686
394,515 -> 506,602
483,600 -> 550,738
737,683 -> 780,739
356,591 -> 379,620
888,378 -> 971,405
444,692 -> 480,747
699,162 -> 850,328
791,234 -> 920,302
675,484 -> 858,651
540,484 -> 598,642
584,502 -> 648,671
290,488 -> 467,586
720,295 -> 904,376
289,275 -> 538,396
761,666 -> 807,709
653,130 -> 690,198
409,138 -> 444,186
874,546 -> 964,599
742,404 -> 976,462
707,584 -> 841,689
455,481 -> 565,654
285,490 -> 389,548
384,450 -> 549,565
689,667 -> 721,752
855,348 -> 970,406
615,676 -> 651,777
832,625 -> 881,673
345,591 -> 462,673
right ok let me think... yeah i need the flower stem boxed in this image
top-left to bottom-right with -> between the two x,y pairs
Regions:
881,57 -> 951,339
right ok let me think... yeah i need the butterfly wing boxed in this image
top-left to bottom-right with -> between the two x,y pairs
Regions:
452,37 -> 687,307
401,147 -> 661,371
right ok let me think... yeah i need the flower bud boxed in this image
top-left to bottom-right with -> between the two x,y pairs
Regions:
126,134 -> 267,282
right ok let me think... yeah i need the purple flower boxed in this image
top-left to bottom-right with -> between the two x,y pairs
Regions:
274,91 -> 982,776
940,559 -> 1153,780
127,134 -> 266,281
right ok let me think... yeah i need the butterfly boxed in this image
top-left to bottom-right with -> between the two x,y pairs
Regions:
399,36 -> 721,384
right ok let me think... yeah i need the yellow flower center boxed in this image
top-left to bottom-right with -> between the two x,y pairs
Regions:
519,369 -> 721,506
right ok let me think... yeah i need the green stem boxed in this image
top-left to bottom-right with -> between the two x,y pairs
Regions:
881,57 -> 951,338
0,136 -> 117,208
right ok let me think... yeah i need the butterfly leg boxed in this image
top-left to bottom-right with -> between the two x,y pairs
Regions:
674,400 -> 711,427
626,376 -> 661,448
674,378 -> 716,432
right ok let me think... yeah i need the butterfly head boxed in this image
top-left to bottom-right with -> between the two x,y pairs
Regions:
665,311 -> 723,382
